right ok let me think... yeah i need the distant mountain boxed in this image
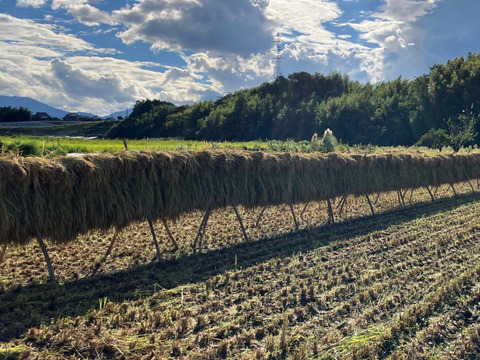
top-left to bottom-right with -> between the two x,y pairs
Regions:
103,110 -> 128,119
0,95 -> 97,118
0,95 -> 69,118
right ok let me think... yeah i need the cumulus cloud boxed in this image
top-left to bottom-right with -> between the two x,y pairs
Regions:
16,0 -> 48,7
51,0 -> 115,26
114,0 -> 274,57
50,58 -> 138,102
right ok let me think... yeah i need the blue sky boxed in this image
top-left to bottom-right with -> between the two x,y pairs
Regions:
0,0 -> 479,116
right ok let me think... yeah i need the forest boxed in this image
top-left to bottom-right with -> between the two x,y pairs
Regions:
106,52 -> 480,150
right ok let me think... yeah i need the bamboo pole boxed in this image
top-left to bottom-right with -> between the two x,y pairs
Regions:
326,199 -> 335,224
336,195 -> 346,209
233,203 -> 249,243
338,195 -> 347,216
450,183 -> 457,197
289,203 -> 299,231
365,194 -> 375,215
408,189 -> 414,204
33,220 -> 56,284
300,202 -> 310,221
193,209 -> 211,251
162,219 -> 178,251
466,179 -> 475,193
255,206 -> 267,228
397,190 -> 406,207
147,217 -> 162,261
93,229 -> 120,273
0,244 -> 7,264
426,186 -> 435,202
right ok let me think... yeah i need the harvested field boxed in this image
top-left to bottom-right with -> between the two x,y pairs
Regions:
1,182 -> 480,359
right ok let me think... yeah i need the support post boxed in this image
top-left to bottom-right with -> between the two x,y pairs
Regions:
326,199 -> 335,224
255,206 -> 267,228
397,190 -> 406,207
426,186 -> 435,202
300,202 -> 309,221
147,217 -> 162,261
466,179 -> 475,193
0,243 -> 7,264
365,194 -> 375,215
33,221 -> 56,284
193,209 -> 211,251
336,196 -> 346,210
289,203 -> 299,231
93,229 -> 120,274
161,218 -> 178,251
450,183 -> 457,197
408,189 -> 414,205
233,203 -> 249,243
338,195 -> 347,216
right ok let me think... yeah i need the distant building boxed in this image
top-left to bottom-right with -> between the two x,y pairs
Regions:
63,113 -> 81,121
63,113 -> 99,121
31,112 -> 52,121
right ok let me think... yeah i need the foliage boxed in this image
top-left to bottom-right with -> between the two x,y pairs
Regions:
0,106 -> 32,122
415,128 -> 451,150
104,53 -> 480,150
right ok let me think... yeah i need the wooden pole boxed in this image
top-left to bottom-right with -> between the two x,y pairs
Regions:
147,217 -> 162,261
336,195 -> 346,209
198,210 -> 211,250
397,190 -> 406,207
233,203 -> 249,243
122,138 -> 128,151
162,218 -> 178,251
450,183 -> 457,197
466,179 -> 475,193
33,221 -> 56,284
373,193 -> 380,206
338,195 -> 347,216
193,209 -> 211,251
326,199 -> 335,224
255,206 -> 267,228
93,229 -> 120,274
365,194 -> 375,215
426,186 -> 435,202
300,202 -> 310,221
289,203 -> 299,231
408,189 -> 414,204
0,243 -> 7,264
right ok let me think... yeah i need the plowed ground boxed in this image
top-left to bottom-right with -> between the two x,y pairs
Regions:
1,182 -> 480,359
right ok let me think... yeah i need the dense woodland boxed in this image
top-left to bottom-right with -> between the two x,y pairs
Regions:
106,53 -> 480,150
0,106 -> 31,123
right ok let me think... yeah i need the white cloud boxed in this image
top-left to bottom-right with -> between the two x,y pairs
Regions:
114,0 -> 274,57
51,0 -> 115,26
0,13 -> 93,52
16,0 -> 48,7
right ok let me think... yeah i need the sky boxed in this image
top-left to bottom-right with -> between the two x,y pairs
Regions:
0,0 -> 479,116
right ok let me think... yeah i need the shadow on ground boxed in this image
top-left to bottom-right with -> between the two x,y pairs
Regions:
1,192 -> 479,342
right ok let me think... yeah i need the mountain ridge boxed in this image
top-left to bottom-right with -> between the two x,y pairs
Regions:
0,95 -> 121,119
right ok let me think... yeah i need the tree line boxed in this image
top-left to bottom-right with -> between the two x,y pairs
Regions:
106,52 -> 480,149
0,106 -> 32,123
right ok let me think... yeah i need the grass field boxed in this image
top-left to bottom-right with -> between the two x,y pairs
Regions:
1,134 -> 462,157
1,182 -> 480,359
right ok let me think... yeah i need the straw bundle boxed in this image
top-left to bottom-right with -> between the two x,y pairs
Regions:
1,150 -> 480,246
